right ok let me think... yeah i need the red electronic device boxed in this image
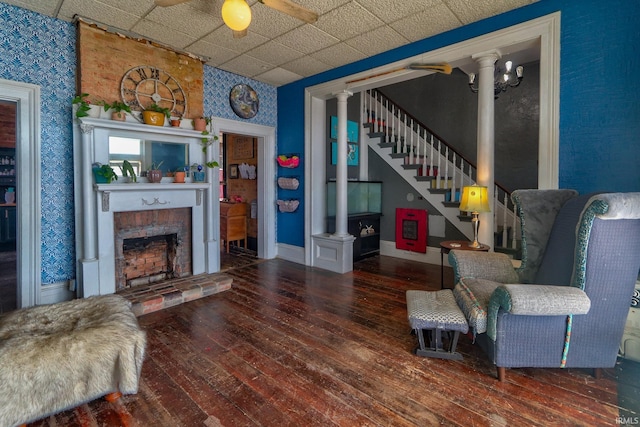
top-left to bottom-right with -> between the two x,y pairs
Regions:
395,208 -> 428,253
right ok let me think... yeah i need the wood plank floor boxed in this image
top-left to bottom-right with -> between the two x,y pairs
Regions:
27,256 -> 639,426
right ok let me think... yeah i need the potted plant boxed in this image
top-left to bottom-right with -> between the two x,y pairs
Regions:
199,133 -> 220,169
170,116 -> 182,127
174,166 -> 188,183
119,160 -> 137,183
142,103 -> 171,126
192,116 -> 210,132
147,161 -> 164,183
92,162 -> 118,184
103,101 -> 131,121
190,163 -> 206,182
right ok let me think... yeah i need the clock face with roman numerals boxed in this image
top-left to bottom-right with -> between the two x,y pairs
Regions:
120,65 -> 187,117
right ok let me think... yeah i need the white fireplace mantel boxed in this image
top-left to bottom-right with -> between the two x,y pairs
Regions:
73,117 -> 220,297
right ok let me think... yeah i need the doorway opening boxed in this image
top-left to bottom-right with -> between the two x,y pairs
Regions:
219,132 -> 259,270
210,118 -> 276,272
0,78 -> 41,311
0,99 -> 16,313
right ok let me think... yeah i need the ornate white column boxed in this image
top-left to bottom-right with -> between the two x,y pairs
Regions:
334,90 -> 352,237
472,51 -> 499,249
79,123 -> 100,296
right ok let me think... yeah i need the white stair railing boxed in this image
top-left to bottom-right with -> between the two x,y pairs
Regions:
364,89 -> 520,251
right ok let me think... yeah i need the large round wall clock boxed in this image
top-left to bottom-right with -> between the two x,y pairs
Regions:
229,83 -> 259,119
120,65 -> 187,117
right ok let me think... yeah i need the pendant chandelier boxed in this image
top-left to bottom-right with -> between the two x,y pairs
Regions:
468,60 -> 523,98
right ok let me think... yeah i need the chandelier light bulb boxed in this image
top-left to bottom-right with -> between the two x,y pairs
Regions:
222,0 -> 252,32
505,60 -> 513,72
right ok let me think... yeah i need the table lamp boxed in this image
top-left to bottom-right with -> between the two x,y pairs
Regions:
459,185 -> 491,248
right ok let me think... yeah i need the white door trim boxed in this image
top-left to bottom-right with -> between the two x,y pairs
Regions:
303,13 -> 561,266
210,117 -> 276,269
0,78 -> 42,307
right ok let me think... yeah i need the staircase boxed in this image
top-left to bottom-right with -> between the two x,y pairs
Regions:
362,89 -> 520,256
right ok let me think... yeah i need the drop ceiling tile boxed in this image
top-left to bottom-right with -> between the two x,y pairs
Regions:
58,0 -> 142,29
218,54 -> 274,78
131,19 -> 197,49
254,67 -> 302,87
345,25 -> 409,57
2,0 -> 62,18
245,41 -> 304,66
443,0 -> 535,24
295,0 -> 352,15
201,26 -> 269,54
248,3 -> 305,39
314,2 -> 384,41
189,39 -> 239,65
390,4 -> 461,42
274,25 -> 339,55
145,3 -> 222,38
282,56 -> 332,77
311,42 -> 367,69
356,0 -> 442,24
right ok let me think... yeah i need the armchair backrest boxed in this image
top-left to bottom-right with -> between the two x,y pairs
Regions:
511,189 -> 578,283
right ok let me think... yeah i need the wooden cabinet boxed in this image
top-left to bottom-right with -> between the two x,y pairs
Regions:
220,202 -> 247,253
327,213 -> 381,261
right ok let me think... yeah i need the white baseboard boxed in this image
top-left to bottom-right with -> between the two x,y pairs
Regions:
276,243 -> 305,265
39,281 -> 75,305
379,240 -> 444,266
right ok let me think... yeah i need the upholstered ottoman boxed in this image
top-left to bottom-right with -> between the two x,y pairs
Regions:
0,294 -> 146,426
406,289 -> 469,360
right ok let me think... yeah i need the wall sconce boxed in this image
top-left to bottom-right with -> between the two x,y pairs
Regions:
459,185 -> 491,248
468,61 -> 524,98
222,0 -> 252,32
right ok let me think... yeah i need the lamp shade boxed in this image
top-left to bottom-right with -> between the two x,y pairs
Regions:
459,185 -> 491,213
222,0 -> 252,32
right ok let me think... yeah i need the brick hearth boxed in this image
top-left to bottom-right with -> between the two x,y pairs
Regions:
117,272 -> 232,317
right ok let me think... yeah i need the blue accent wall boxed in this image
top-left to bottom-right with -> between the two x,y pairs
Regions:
277,0 -> 640,247
0,3 -> 277,285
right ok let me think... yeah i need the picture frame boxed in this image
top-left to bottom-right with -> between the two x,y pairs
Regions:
233,136 -> 254,159
330,116 -> 359,143
331,141 -> 359,166
229,164 -> 239,179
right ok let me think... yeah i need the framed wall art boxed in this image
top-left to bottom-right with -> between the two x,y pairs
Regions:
331,141 -> 359,166
229,164 -> 239,179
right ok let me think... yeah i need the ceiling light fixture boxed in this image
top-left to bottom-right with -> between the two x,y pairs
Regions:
222,0 -> 252,32
468,60 -> 524,98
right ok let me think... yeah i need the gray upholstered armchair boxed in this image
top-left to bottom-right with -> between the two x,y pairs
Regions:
449,190 -> 640,381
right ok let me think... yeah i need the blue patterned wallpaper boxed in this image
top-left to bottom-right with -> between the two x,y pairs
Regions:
0,3 -> 278,285
204,66 -> 277,128
0,4 -> 76,284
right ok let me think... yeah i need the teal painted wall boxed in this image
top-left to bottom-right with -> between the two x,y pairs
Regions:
277,0 -> 640,247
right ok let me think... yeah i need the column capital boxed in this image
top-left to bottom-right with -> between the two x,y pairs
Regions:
332,90 -> 353,100
471,50 -> 501,66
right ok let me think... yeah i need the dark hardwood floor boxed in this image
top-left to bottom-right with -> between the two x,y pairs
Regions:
23,256 -> 640,426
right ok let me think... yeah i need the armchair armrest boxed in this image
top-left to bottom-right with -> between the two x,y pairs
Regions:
448,250 -> 520,284
487,284 -> 591,340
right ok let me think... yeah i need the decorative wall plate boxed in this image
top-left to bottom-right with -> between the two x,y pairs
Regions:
229,84 -> 259,119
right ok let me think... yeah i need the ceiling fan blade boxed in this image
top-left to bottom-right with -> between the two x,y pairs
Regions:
233,29 -> 248,38
155,0 -> 191,6
259,0 -> 318,24
407,63 -> 452,75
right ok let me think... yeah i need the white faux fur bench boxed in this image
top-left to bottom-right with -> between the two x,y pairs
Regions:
0,294 -> 146,426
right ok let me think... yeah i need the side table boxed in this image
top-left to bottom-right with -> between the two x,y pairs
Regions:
440,240 -> 490,289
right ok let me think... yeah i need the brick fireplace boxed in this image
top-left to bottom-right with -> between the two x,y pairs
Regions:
115,208 -> 192,290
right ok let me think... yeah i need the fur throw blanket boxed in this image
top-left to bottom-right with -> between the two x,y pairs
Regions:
0,294 -> 146,426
